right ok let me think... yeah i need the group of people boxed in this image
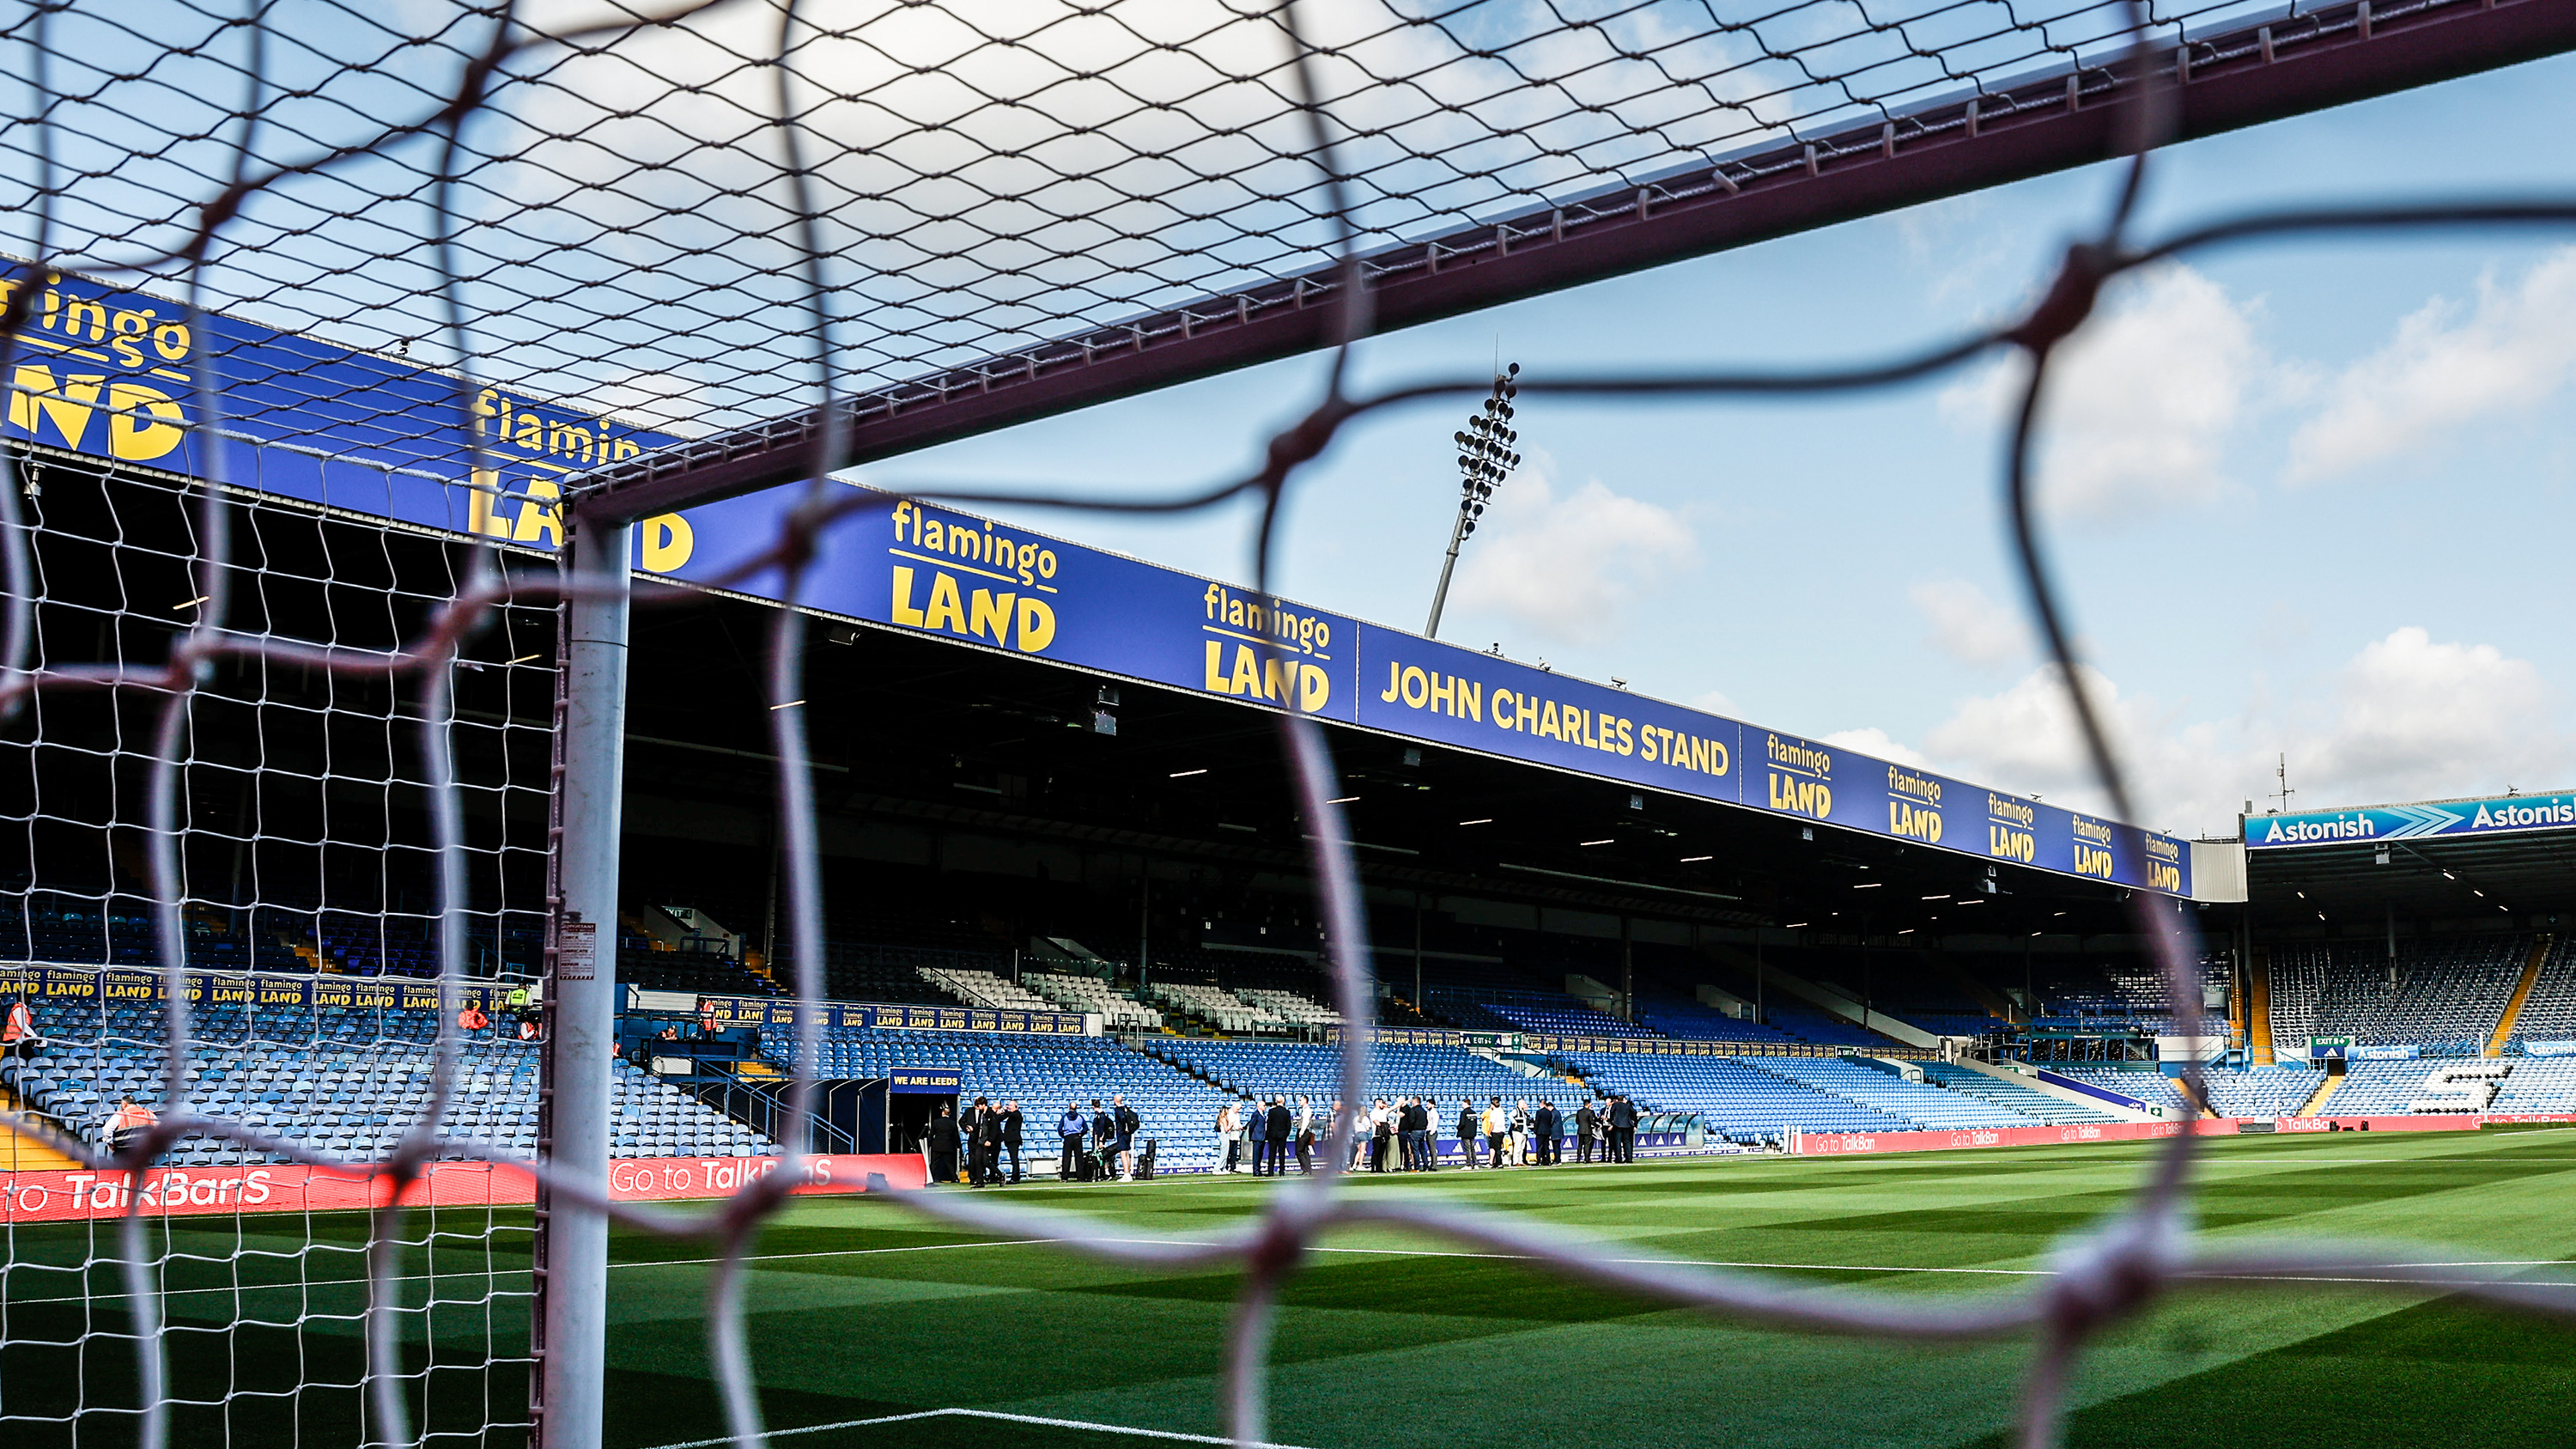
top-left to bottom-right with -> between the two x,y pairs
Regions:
1214,1094 -> 1314,1175
1209,1091 -> 1647,1172
923,1096 -> 1026,1184
1059,1095 -> 1141,1182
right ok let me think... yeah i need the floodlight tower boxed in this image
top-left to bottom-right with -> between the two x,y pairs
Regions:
1425,363 -> 1520,638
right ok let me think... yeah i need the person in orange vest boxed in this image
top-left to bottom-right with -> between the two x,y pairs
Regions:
107,1097 -> 157,1154
3,995 -> 35,1060
457,1003 -> 489,1034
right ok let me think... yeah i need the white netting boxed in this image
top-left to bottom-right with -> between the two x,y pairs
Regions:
2,4 -> 2574,1449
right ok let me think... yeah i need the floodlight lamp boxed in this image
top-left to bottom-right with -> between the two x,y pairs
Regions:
1507,362 -> 1521,376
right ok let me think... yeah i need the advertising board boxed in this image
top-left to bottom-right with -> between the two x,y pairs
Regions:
6,268 -> 2192,897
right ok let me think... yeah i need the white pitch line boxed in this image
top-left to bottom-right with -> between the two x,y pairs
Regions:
1095,1237 -> 2576,1286
635,1406 -> 1315,1449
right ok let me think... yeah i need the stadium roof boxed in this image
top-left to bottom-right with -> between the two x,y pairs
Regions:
2239,788 -> 2576,934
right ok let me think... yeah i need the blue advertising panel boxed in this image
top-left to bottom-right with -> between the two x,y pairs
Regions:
2243,794 -> 2576,849
665,494 -> 1358,724
888,1068 -> 962,1093
1,266 -> 679,565
0,963 -> 508,1014
9,267 -> 2192,898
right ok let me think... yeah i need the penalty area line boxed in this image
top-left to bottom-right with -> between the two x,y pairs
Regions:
635,1406 -> 1315,1449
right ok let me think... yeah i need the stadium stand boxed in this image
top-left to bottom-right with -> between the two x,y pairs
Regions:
2488,1056 -> 2576,1112
1631,994 -> 1807,1046
2037,1065 -> 2190,1114
2200,1067 -> 2321,1118
1917,1062 -> 2123,1124
2266,936 -> 2529,1054
1747,1056 -> 2035,1129
1564,1052 -> 1911,1142
921,966 -> 1059,1014
759,1026 -> 1236,1171
618,943 -> 783,998
2505,937 -> 2576,1049
1146,1038 -> 1542,1111
0,999 -> 772,1164
1143,982 -> 1285,1033
1024,972 -> 1162,1030
1230,986 -> 1340,1027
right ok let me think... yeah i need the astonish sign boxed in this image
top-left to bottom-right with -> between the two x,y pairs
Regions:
2244,794 -> 2576,849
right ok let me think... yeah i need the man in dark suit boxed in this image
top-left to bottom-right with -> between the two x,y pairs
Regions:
1264,1096 -> 1291,1177
1575,1099 -> 1599,1163
1089,1099 -> 1117,1182
1609,1094 -> 1637,1163
926,1104 -> 962,1184
999,1099 -> 1024,1184
1533,1099 -> 1559,1165
969,1097 -> 1003,1186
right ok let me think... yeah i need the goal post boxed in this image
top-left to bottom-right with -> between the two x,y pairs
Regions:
532,514 -> 632,1449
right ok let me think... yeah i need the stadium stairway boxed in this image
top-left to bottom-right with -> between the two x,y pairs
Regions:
0,1085 -> 78,1170
2489,937 -> 2551,1057
2295,1071 -> 2342,1117
2247,952 -> 2275,1065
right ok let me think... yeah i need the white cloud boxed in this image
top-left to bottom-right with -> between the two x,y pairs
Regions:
2287,247 -> 2576,481
1908,576 -> 2029,669
2303,627 -> 2561,797
1448,470 -> 1696,646
1846,627 -> 2567,837
1940,264 -> 2279,517
1821,726 -> 1933,770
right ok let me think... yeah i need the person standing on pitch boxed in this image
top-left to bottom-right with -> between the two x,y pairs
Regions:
1610,1093 -> 1637,1163
926,1103 -> 962,1184
1533,1099 -> 1559,1165
1264,1094 -> 1291,1178
1458,1099 -> 1481,1168
1058,1102 -> 1086,1179
1417,1096 -> 1439,1172
1250,1096 -> 1273,1177
1575,1099 -> 1599,1163
1114,1094 -> 1140,1181
1216,1098 -> 1240,1173
1000,1099 -> 1024,1184
1482,1097 -> 1508,1169
1292,1093 -> 1315,1174
1090,1099 -> 1117,1182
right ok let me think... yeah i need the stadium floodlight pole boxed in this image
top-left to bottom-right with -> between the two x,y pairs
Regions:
532,511 -> 633,1449
1425,364 -> 1519,638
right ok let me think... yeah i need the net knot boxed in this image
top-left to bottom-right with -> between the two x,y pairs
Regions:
2040,1205 -> 2181,1334
2007,243 -> 2112,356
1248,1214 -> 1309,1279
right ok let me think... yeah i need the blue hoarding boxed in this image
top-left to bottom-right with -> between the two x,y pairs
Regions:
9,267 -> 2190,898
2244,795 -> 2576,849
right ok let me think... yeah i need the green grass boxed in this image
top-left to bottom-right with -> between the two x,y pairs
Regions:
11,1129 -> 2576,1447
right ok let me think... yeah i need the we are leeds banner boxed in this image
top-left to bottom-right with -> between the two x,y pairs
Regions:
7,267 -> 2190,898
2245,794 -> 2576,849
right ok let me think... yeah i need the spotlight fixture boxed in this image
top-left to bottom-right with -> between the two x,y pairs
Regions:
1425,362 -> 1521,638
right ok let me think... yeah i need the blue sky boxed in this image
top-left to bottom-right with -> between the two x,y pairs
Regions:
861,52 -> 2576,839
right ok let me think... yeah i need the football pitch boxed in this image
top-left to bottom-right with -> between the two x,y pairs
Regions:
10,1128 -> 2576,1447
